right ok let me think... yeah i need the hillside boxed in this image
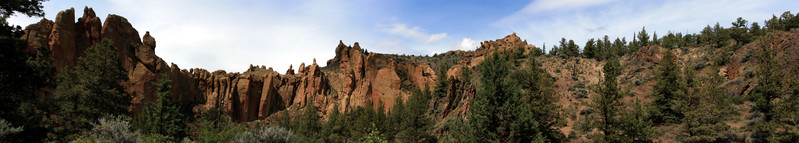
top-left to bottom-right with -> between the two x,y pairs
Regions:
5,5 -> 799,142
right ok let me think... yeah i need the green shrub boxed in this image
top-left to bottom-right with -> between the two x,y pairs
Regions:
714,51 -> 732,66
0,119 -> 23,140
743,70 -> 754,78
574,89 -> 588,99
692,61 -> 707,70
631,67 -> 645,73
574,82 -> 586,88
232,126 -> 295,143
74,116 -> 141,143
628,90 -> 637,96
579,108 -> 593,115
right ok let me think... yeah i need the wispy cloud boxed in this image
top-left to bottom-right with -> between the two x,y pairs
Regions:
495,0 -> 795,52
521,0 -> 618,13
378,23 -> 448,44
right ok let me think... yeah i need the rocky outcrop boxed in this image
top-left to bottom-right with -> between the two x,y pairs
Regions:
21,19 -> 53,53
48,8 -> 77,70
23,7 -> 454,122
629,45 -> 664,63
101,14 -> 142,72
75,6 -> 102,57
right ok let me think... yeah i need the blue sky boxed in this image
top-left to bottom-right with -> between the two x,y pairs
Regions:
8,0 -> 798,72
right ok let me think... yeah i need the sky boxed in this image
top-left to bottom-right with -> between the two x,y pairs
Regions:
7,0 -> 798,73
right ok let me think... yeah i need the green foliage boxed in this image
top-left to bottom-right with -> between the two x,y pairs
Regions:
466,53 -> 561,142
637,27 -> 650,46
584,38 -> 597,59
619,101 -> 656,143
746,37 -> 799,142
647,50 -> 686,124
136,74 -> 188,141
232,126 -> 295,143
682,74 -> 733,143
0,118 -> 23,142
51,39 -> 130,141
461,65 -> 472,85
582,56 -> 626,142
434,63 -> 450,99
196,108 -> 244,143
765,11 -> 799,31
0,0 -> 45,17
322,105 -> 347,142
74,116 -> 142,143
0,3 -> 54,141
359,123 -> 389,143
387,88 -> 435,142
292,101 -> 322,141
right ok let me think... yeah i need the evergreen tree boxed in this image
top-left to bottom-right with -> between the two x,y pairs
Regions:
567,39 -> 579,57
292,99 -> 322,140
509,56 -> 565,141
584,38 -> 597,59
322,105 -> 347,142
0,1 -> 52,141
620,101 -> 655,143
51,39 -> 130,140
682,74 -> 731,143
647,50 -> 685,124
583,56 -> 624,142
434,64 -> 450,99
638,27 -> 650,47
747,37 -> 799,142
653,31 -> 659,45
394,89 -> 435,142
138,74 -> 188,140
467,53 -> 554,142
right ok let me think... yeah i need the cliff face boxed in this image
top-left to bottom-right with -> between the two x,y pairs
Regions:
21,7 -> 445,122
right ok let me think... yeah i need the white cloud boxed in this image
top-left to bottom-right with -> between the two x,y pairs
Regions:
379,23 -> 448,44
522,0 -> 618,13
454,38 -> 480,51
495,0 -> 795,52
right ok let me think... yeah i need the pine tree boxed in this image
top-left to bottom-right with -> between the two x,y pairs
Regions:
747,37 -> 799,142
620,101 -> 655,143
584,38 -> 596,59
647,50 -> 685,124
293,99 -> 321,140
509,56 -> 565,141
139,73 -> 188,140
567,39 -> 579,57
51,39 -> 130,140
0,1 -> 51,141
583,56 -> 624,142
638,27 -> 650,47
322,105 -> 347,142
394,88 -> 435,142
467,53 -> 553,142
682,74 -> 731,143
653,31 -> 659,45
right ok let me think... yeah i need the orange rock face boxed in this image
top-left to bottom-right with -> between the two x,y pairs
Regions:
22,7 -> 461,122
